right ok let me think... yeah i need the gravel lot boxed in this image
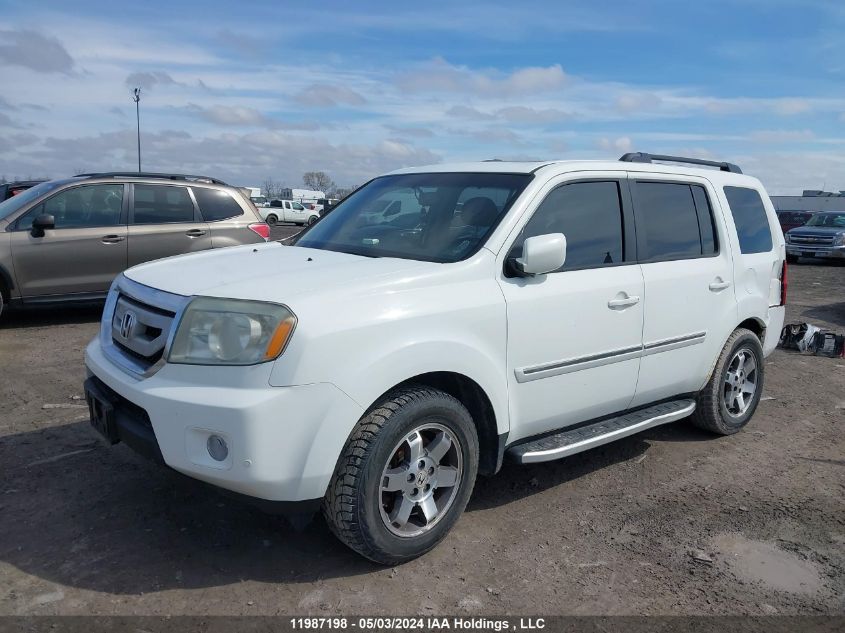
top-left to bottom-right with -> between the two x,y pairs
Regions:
0,248 -> 842,616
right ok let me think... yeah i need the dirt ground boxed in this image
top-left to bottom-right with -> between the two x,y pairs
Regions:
0,244 -> 842,616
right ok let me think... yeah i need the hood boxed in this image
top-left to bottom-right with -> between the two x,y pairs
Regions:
787,225 -> 843,236
123,242 -> 435,302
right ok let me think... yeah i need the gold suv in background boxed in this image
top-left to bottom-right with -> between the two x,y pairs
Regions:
0,172 -> 270,317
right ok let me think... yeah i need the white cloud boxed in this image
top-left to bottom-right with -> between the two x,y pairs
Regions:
181,104 -> 320,131
400,59 -> 566,96
597,136 -> 634,153
749,129 -> 815,143
292,84 -> 367,108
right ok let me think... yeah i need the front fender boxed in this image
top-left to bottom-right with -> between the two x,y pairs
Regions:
333,339 -> 510,436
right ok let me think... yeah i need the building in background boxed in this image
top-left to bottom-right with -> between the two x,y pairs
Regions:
770,190 -> 845,213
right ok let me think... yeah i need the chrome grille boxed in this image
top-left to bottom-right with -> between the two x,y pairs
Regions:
101,275 -> 191,378
789,233 -> 834,246
111,295 -> 174,365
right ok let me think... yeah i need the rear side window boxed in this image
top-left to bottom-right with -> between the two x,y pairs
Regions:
723,186 -> 773,253
635,182 -> 714,262
192,187 -> 244,221
133,185 -> 195,224
511,181 -> 625,271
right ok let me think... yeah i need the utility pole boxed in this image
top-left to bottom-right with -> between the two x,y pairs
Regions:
133,87 -> 142,172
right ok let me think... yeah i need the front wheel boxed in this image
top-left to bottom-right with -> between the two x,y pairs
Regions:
323,386 -> 479,565
692,328 -> 765,435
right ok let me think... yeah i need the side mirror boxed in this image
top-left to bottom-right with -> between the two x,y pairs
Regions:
31,213 -> 55,238
512,233 -> 567,276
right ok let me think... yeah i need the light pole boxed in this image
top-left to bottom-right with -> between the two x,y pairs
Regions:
133,87 -> 142,172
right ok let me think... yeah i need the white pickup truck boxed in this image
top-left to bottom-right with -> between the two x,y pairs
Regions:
260,199 -> 320,226
84,153 -> 786,564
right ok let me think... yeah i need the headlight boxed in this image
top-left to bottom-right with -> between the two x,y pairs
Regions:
834,233 -> 845,246
784,233 -> 792,243
168,297 -> 296,365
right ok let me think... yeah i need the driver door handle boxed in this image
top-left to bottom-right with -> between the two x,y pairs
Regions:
185,229 -> 207,238
101,234 -> 125,244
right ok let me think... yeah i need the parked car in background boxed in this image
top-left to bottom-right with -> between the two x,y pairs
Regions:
776,210 -> 813,235
785,211 -> 845,263
0,172 -> 269,318
261,199 -> 320,226
0,180 -> 45,201
83,152 -> 785,564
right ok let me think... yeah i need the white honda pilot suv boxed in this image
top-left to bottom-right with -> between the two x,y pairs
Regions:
85,153 -> 787,564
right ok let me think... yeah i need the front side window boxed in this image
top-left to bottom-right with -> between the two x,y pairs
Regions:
16,184 -> 123,229
292,202 -> 305,211
635,182 -> 709,261
133,185 -> 195,224
723,186 -> 773,253
192,187 -> 244,222
294,172 -> 532,262
0,180 -> 68,222
509,181 -> 625,271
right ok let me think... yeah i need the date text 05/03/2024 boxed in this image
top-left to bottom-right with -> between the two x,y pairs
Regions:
289,617 -> 546,630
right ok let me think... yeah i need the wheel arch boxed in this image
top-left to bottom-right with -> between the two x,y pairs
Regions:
370,371 -> 505,477
737,316 -> 766,341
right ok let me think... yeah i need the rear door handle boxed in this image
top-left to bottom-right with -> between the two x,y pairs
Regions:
608,295 -> 641,309
185,229 -> 207,238
101,235 -> 125,244
709,279 -> 731,291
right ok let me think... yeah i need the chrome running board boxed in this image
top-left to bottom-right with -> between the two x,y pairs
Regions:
507,399 -> 696,464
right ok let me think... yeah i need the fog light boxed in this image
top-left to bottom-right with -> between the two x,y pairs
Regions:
207,435 -> 229,462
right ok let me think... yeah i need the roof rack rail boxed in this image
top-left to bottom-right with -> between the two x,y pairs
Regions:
75,172 -> 229,185
619,152 -> 742,174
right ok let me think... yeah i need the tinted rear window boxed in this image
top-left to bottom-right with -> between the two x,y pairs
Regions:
133,185 -> 195,224
635,182 -> 705,261
193,187 -> 244,221
723,186 -> 773,253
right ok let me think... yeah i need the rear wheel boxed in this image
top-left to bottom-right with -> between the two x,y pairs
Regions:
307,215 -> 318,226
692,328 -> 764,435
265,214 -> 278,226
323,386 -> 479,565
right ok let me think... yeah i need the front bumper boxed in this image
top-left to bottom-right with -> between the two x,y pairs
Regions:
85,338 -> 364,503
786,244 -> 845,259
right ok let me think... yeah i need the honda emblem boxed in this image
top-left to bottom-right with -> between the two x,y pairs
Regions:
119,311 -> 136,339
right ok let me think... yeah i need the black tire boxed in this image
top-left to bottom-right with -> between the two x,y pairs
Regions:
786,254 -> 799,264
307,216 -> 317,226
323,386 -> 479,565
265,214 -> 278,226
0,286 -> 5,320
692,328 -> 764,435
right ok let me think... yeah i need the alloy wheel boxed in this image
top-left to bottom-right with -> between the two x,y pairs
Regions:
723,348 -> 758,417
379,423 -> 462,538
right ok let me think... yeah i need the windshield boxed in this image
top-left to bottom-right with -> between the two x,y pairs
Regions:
0,180 -> 69,222
804,213 -> 845,228
293,172 -> 532,262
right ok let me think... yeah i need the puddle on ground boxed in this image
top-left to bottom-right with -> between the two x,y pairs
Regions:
711,533 -> 822,595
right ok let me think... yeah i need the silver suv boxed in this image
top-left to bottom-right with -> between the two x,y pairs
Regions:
0,172 -> 269,317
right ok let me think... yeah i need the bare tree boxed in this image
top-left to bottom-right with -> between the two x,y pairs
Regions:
262,178 -> 280,200
302,171 -> 334,193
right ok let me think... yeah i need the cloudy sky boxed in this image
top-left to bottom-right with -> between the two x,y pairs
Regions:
0,0 -> 843,193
